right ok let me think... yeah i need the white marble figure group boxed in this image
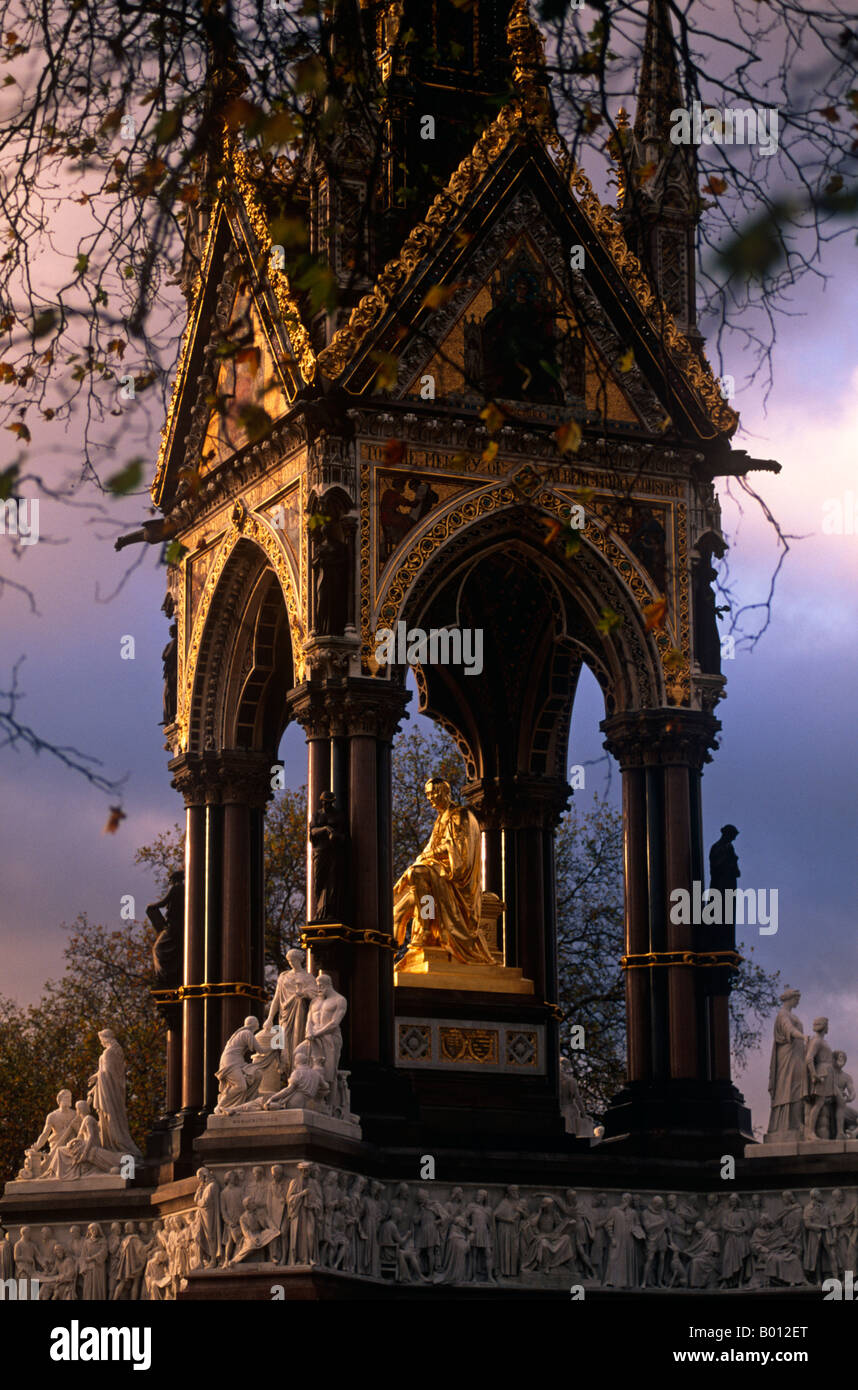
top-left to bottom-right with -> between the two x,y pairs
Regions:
6,1175 -> 856,1297
766,989 -> 858,1141
214,953 -> 352,1119
16,1030 -> 142,1183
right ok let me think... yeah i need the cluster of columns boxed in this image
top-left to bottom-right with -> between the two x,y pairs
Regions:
601,708 -> 749,1140
166,750 -> 271,1119
287,678 -> 408,1092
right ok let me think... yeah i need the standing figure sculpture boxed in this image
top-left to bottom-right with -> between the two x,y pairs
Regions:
393,777 -> 493,965
305,974 -> 347,1088
87,1030 -> 143,1159
147,868 -> 184,989
263,947 -> 316,1082
804,1017 -> 836,1141
766,989 -> 806,1137
309,792 -> 348,924
708,824 -> 739,896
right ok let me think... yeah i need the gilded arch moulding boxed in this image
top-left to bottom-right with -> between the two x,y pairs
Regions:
368,482 -> 688,706
177,509 -> 305,751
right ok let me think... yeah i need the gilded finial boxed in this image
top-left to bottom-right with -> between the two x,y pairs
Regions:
506,0 -> 548,99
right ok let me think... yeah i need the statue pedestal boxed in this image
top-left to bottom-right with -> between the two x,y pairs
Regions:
394,946 -> 534,995
746,1137 -> 858,1159
3,1174 -> 131,1196
201,1107 -> 362,1145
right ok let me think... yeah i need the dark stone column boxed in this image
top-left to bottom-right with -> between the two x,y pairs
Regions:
169,756 -> 209,1116
288,678 -> 408,1115
219,752 -> 272,1046
601,709 -> 751,1148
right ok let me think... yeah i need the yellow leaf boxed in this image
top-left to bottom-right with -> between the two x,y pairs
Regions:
481,440 -> 499,464
479,402 -> 505,434
421,283 -> 459,311
554,419 -> 582,453
617,348 -> 634,373
643,597 -> 668,632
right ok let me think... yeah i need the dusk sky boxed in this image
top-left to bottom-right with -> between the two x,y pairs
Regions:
2,162 -> 856,1140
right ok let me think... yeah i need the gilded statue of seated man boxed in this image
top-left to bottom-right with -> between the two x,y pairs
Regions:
393,777 -> 493,965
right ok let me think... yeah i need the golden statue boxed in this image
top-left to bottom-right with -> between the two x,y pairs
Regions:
393,778 -> 494,966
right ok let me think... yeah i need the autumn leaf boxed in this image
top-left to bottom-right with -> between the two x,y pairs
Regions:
31,308 -> 57,339
555,419 -> 582,453
662,646 -> 685,672
262,110 -> 301,147
6,421 -> 30,443
421,283 -> 459,311
106,339 -> 126,358
481,440 -> 499,464
637,160 -> 657,185
106,458 -> 145,495
0,361 -> 15,383
98,108 -> 124,136
643,597 -> 668,632
103,806 -> 126,835
819,105 -> 839,123
371,351 -> 398,392
479,402 -> 505,434
164,540 -> 187,566
617,348 -> 635,373
563,532 -> 582,558
0,462 -> 19,498
541,518 -> 563,546
825,174 -> 844,196
596,606 -> 622,634
154,109 -> 180,145
223,98 -> 263,132
705,175 -> 728,196
383,439 -> 405,465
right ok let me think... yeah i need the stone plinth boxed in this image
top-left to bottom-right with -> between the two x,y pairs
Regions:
395,946 -> 534,994
204,1109 -> 361,1141
746,1138 -> 858,1160
3,1174 -> 131,1197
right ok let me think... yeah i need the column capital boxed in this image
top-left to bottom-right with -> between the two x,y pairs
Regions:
288,677 -> 409,741
464,775 -> 571,830
601,708 -> 720,772
168,750 -> 273,807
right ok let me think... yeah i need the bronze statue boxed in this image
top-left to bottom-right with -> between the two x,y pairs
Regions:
692,532 -> 727,674
309,791 -> 348,923
709,824 -> 739,895
393,777 -> 493,965
147,869 -> 184,988
161,622 -> 178,725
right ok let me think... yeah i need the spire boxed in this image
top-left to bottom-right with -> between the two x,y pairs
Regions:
634,0 -> 684,148
506,0 -> 548,101
616,0 -> 702,347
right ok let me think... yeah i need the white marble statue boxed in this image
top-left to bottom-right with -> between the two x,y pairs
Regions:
558,1056 -> 595,1138
214,1016 -> 267,1113
23,1090 -> 80,1175
305,973 -> 347,1087
87,1030 -> 143,1159
263,1040 -> 329,1111
263,948 -> 317,1081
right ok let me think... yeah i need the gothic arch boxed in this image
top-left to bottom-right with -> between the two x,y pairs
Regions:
182,519 -> 301,754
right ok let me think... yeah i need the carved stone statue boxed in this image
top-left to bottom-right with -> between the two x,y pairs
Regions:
766,988 -> 806,1137
32,1099 -> 125,1180
692,532 -> 726,674
24,1090 -> 80,1174
305,973 -> 347,1087
559,1056 -> 594,1138
708,824 -> 739,896
309,792 -> 348,923
194,1167 -> 222,1268
87,1030 -> 142,1158
804,1017 -> 836,1140
263,1040 -> 329,1111
311,522 -> 350,637
79,1224 -> 108,1300
832,1051 -> 858,1138
147,869 -> 184,989
161,622 -> 178,726
393,777 -> 493,965
214,1016 -> 266,1113
263,947 -> 316,1080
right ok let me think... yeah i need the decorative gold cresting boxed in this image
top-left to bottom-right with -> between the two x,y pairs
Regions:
228,133 -> 317,386
151,200 -> 224,505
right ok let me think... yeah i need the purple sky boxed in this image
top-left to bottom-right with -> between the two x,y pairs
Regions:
2,214 -> 856,1136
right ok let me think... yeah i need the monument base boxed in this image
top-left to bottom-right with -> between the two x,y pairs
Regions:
394,946 -> 534,994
